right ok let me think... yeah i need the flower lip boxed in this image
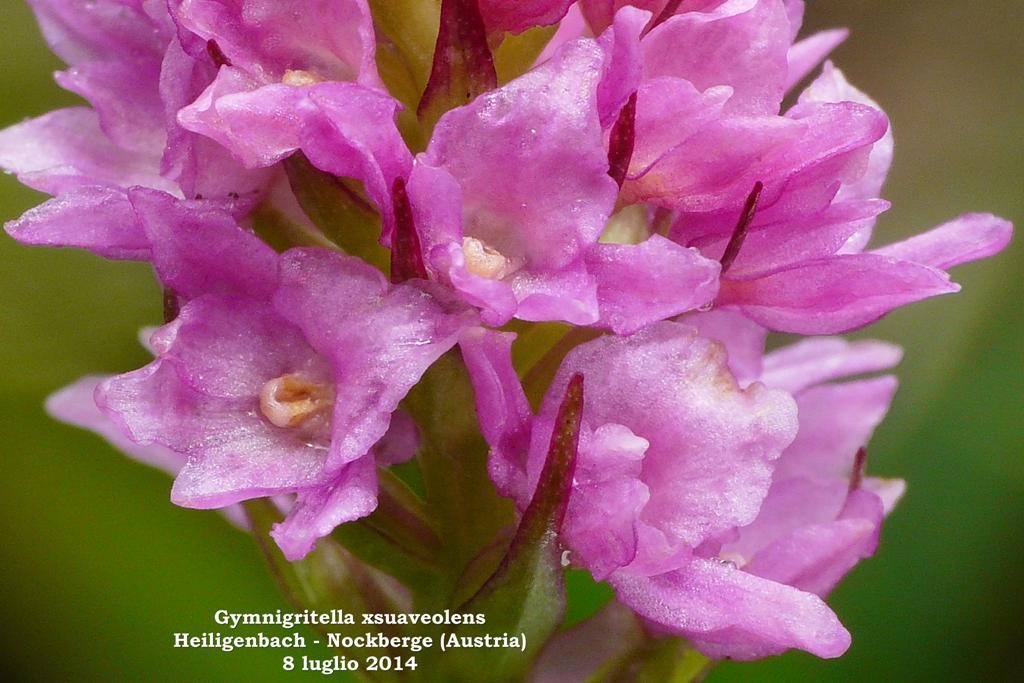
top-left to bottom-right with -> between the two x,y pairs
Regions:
259,374 -> 335,429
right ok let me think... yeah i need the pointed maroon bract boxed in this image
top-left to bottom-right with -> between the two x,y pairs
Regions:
418,0 -> 498,123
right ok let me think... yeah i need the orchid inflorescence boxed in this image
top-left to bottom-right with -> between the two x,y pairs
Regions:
2,1 -> 1012,680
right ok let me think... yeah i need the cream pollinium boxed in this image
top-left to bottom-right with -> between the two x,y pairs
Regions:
718,551 -> 748,569
462,236 -> 522,280
259,374 -> 334,428
282,69 -> 323,87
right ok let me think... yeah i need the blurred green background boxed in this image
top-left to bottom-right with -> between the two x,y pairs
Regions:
0,1 -> 1020,681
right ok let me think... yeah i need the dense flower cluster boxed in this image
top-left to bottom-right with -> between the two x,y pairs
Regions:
3,0 -> 1011,670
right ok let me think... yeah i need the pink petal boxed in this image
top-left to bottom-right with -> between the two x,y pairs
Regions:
539,322 -> 798,557
179,73 -> 410,236
423,40 -> 617,267
97,359 -> 331,508
629,101 -> 886,213
171,0 -> 381,88
628,77 -> 732,177
785,29 -> 848,91
587,234 -> 721,335
273,249 -> 474,471
459,328 -> 534,504
873,213 -> 1014,269
0,108 -> 171,194
642,0 -> 792,115
536,4 -> 588,65
682,309 -> 768,385
409,162 -> 519,325
270,456 -> 378,561
56,59 -> 166,154
774,377 -> 898,482
782,0 -> 804,42
719,253 -> 959,334
158,38 -> 272,205
863,477 -> 906,515
743,488 -> 883,597
477,0 -> 576,35
727,476 -> 850,560
580,1 -> 670,34
5,186 -> 148,259
47,375 -> 184,475
507,263 -> 601,326
595,6 -> 649,127
50,372 -> 252,530
28,0 -> 168,66
688,199 -> 889,275
373,411 -> 420,467
566,423 -> 651,578
800,62 -> 892,209
611,557 -> 851,660
128,188 -> 280,300
155,296 -> 324,401
761,337 -> 902,393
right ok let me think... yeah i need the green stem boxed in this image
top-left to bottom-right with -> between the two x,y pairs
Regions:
243,500 -> 406,683
594,637 -> 713,683
331,470 -> 448,590
402,350 -> 516,609
493,24 -> 559,84
284,153 -> 391,273
375,469 -> 443,560
249,202 -> 338,252
521,326 -> 603,408
368,0 -> 441,91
